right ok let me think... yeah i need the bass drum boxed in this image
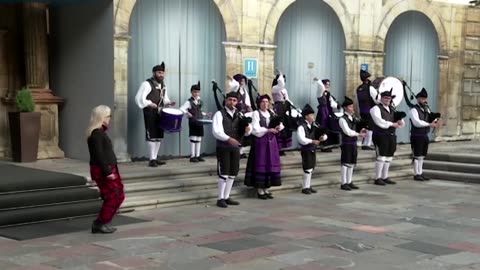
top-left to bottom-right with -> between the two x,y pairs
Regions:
371,76 -> 404,107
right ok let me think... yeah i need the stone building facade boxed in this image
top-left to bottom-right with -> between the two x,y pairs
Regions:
111,0 -> 475,160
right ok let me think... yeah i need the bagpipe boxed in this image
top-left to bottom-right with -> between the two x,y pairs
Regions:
312,122 -> 329,140
370,76 -> 408,122
354,117 -> 370,133
247,79 -> 285,129
268,109 -> 284,129
212,80 -> 252,137
403,81 -> 441,123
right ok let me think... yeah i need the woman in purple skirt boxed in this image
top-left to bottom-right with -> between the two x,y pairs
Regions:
244,95 -> 283,199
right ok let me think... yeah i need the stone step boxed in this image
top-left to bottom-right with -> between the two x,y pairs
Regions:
120,169 -> 413,212
120,151 -> 411,183
427,152 -> 480,165
424,160 -> 480,175
423,169 -> 480,184
122,159 -> 413,195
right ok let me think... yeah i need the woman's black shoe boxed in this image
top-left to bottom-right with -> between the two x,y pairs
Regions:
265,193 -> 274,199
257,193 -> 268,200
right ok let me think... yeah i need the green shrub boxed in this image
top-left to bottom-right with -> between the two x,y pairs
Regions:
15,87 -> 35,112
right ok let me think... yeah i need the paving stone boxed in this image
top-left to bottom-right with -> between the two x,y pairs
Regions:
434,251 -> 480,265
214,246 -> 284,263
211,258 -> 288,270
269,248 -> 334,266
5,253 -> 54,266
200,237 -> 272,253
448,242 -> 480,254
271,228 -> 333,239
396,241 -> 462,256
142,246 -> 225,263
6,265 -> 59,270
238,226 -> 282,235
329,240 -> 375,253
154,257 -> 224,270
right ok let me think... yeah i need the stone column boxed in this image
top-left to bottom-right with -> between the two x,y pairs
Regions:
344,50 -> 385,100
112,34 -> 131,162
22,2 -> 64,159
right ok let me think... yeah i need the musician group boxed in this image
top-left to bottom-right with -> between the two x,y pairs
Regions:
135,63 -> 441,208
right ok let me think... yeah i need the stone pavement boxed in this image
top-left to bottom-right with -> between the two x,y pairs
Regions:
1,179 -> 480,270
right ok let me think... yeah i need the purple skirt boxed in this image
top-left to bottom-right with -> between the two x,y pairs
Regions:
244,132 -> 282,188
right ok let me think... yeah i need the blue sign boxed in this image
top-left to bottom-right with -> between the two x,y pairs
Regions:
360,64 -> 369,72
244,58 -> 258,79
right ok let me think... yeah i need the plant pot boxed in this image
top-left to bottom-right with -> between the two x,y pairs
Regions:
8,112 -> 41,162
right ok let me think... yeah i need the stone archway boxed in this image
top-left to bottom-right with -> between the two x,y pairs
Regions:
375,1 -> 452,140
262,0 -> 354,49
374,0 -> 448,53
110,0 -> 239,160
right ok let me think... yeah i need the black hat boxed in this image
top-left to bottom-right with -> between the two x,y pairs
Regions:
191,81 -> 201,92
321,79 -> 330,85
342,96 -> 354,107
152,62 -> 165,72
226,91 -> 238,99
233,74 -> 247,83
256,94 -> 271,106
360,69 -> 371,81
301,104 -> 315,117
380,88 -> 394,98
416,88 -> 428,98
272,74 -> 286,87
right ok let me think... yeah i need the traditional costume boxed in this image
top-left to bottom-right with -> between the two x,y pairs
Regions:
338,97 -> 361,191
409,88 -> 432,181
212,92 -> 252,208
272,72 -> 294,152
179,81 -> 206,162
356,70 -> 377,150
370,90 -> 405,186
315,79 -> 340,152
229,74 -> 252,158
135,62 -> 173,167
244,95 -> 283,199
297,104 -> 327,195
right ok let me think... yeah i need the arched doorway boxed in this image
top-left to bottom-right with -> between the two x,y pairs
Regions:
127,0 -> 226,158
384,11 -> 440,143
274,0 -> 346,108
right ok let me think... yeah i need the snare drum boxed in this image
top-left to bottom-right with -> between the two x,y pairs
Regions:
158,108 -> 184,133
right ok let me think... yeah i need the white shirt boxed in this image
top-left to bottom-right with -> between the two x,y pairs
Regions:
370,105 -> 405,129
228,79 -> 252,108
271,74 -> 293,105
296,121 -> 327,145
179,97 -> 207,117
135,80 -> 172,109
339,113 -> 360,137
212,107 -> 252,141
409,107 -> 430,128
251,110 -> 285,137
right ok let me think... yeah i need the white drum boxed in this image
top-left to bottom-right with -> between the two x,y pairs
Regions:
371,76 -> 404,107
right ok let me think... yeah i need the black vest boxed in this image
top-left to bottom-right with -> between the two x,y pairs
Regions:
258,111 -> 268,128
300,121 -> 316,150
188,97 -> 203,121
372,104 -> 395,134
341,114 -> 357,143
410,104 -> 430,135
146,78 -> 165,106
356,83 -> 375,114
217,108 -> 241,147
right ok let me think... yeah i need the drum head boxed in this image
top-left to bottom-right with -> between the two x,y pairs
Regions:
197,119 -> 213,125
162,108 -> 184,115
289,109 -> 301,118
333,107 -> 344,118
373,77 -> 404,107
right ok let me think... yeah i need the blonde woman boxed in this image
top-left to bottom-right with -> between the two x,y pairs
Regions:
86,105 -> 125,233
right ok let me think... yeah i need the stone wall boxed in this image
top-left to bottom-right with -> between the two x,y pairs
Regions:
112,0 -> 473,155
462,7 -> 480,137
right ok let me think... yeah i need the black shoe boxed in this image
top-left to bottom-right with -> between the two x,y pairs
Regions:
321,148 -> 332,152
348,183 -> 359,189
190,157 -> 199,163
362,146 -> 375,151
279,151 -> 286,156
257,193 -> 268,200
240,154 -> 248,159
413,175 -> 424,181
91,221 -> 117,234
148,160 -> 158,167
225,198 -> 240,205
421,174 -> 430,181
309,187 -> 317,193
340,184 -> 352,191
197,157 -> 205,162
156,160 -> 166,166
383,178 -> 397,185
301,188 -> 312,195
374,179 -> 386,186
265,193 -> 274,199
216,199 -> 228,208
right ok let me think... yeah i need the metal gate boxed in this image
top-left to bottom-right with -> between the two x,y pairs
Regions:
128,0 -> 226,158
384,11 -> 440,143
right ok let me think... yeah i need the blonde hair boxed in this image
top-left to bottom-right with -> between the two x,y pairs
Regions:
86,105 -> 111,138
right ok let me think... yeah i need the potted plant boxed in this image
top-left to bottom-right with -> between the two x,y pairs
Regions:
8,87 -> 41,162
